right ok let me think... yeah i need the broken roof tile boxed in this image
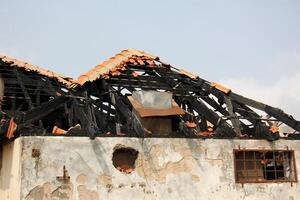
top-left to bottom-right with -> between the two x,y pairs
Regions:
76,49 -> 159,85
75,48 -> 199,85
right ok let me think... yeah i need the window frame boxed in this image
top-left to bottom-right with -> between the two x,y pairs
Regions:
233,149 -> 298,184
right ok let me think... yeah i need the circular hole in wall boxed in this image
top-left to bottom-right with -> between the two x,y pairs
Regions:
112,146 -> 138,174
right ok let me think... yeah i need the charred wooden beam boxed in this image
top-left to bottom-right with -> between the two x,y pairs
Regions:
229,92 -> 266,110
16,96 -> 69,124
186,97 -> 236,137
265,106 -> 300,132
231,101 -> 279,140
224,96 -> 242,136
201,96 -> 248,130
13,69 -> 34,109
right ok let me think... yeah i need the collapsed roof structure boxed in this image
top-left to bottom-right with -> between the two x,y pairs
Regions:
0,49 -> 299,143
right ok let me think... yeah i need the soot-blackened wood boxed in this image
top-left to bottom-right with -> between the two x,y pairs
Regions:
18,96 -> 69,124
224,96 -> 242,136
73,98 -> 98,138
91,100 -> 116,115
231,101 -> 266,137
85,92 -> 98,139
13,71 -> 57,97
232,101 -> 279,140
44,77 -> 59,95
229,92 -> 266,111
12,93 -> 16,110
13,69 -> 34,109
102,78 -> 146,136
180,121 -> 196,137
201,96 -> 248,131
4,77 -> 40,86
109,90 -> 131,123
199,115 -> 208,131
265,105 -> 300,132
187,97 -> 235,137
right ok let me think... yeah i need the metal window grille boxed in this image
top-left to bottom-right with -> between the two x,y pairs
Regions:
234,150 -> 297,183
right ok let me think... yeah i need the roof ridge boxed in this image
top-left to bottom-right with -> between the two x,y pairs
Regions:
76,49 -> 159,85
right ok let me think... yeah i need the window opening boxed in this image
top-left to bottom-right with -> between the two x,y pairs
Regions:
234,150 -> 297,183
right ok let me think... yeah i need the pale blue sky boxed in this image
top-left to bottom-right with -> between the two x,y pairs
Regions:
1,0 -> 300,117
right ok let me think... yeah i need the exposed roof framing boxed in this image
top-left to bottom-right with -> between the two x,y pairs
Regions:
0,56 -> 78,142
77,49 -> 300,140
76,49 -> 160,85
0,49 -> 299,143
0,55 -> 74,88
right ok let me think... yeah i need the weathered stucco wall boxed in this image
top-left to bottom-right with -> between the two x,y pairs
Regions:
2,136 -> 300,200
0,138 -> 22,200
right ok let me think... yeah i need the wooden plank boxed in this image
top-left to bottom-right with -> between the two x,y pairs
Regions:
224,96 -> 242,136
187,97 -> 235,137
13,69 -> 34,109
265,105 -> 300,131
229,92 -> 266,111
21,96 -> 69,124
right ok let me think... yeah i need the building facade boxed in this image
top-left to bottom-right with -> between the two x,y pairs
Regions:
0,50 -> 299,200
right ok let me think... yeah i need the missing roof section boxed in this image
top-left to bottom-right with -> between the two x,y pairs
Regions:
0,49 -> 299,141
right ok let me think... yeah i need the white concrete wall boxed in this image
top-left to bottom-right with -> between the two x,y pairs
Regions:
0,139 -> 22,200
4,136 -> 300,200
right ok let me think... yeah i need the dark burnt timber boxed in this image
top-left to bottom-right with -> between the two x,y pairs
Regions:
0,49 -> 300,143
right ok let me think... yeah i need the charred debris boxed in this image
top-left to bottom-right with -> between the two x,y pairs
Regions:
0,49 -> 299,143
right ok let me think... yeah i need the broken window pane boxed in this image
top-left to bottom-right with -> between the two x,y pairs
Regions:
234,150 -> 297,183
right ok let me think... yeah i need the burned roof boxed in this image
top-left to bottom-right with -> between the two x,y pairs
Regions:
76,49 -> 199,85
76,49 -> 159,85
0,55 -> 74,88
0,49 -> 299,144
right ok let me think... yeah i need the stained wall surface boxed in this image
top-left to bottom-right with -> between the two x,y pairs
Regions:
1,136 -> 300,200
0,138 -> 22,200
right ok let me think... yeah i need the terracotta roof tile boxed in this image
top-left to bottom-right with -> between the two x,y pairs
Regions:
0,55 -> 74,88
1,49 -> 199,88
76,49 -> 160,85
76,49 -> 199,85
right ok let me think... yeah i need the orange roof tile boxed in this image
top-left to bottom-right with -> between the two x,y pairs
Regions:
0,55 -> 74,88
1,49 -> 200,88
76,49 -> 199,85
76,49 -> 159,85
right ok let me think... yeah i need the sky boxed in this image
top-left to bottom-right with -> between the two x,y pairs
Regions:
0,0 -> 300,118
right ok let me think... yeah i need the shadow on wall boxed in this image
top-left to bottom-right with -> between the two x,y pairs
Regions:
1,142 -> 19,191
90,140 -> 111,174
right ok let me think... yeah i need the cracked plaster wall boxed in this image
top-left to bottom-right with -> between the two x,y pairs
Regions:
1,136 -> 300,200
